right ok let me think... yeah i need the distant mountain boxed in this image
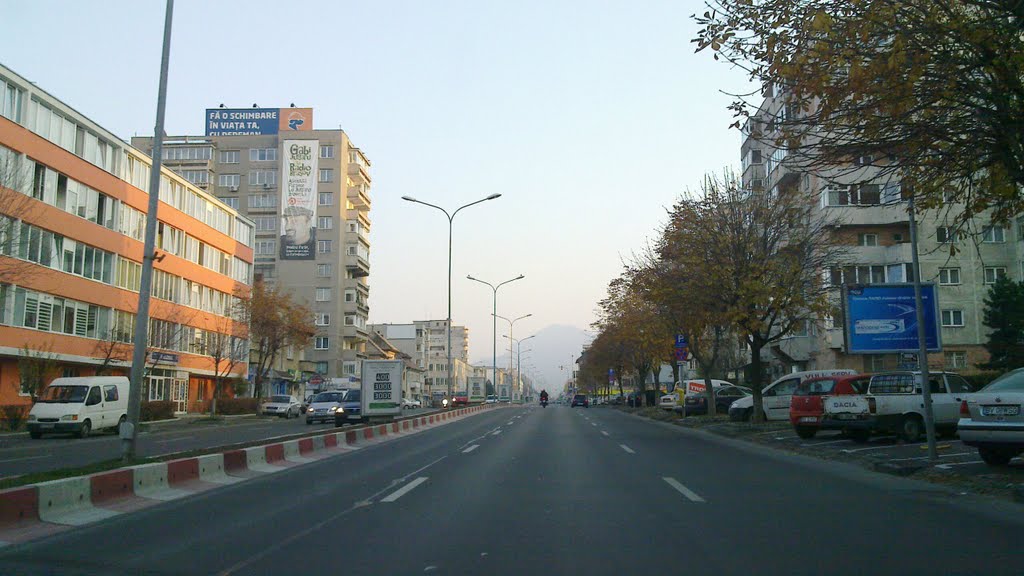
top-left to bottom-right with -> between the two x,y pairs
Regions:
474,324 -> 590,393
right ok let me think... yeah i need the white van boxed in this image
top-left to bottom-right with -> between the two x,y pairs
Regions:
27,376 -> 129,439
728,370 -> 857,421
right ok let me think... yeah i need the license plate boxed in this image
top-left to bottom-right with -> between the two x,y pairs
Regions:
40,424 -> 54,429
981,405 -> 1020,417
837,414 -> 858,420
799,416 -> 817,423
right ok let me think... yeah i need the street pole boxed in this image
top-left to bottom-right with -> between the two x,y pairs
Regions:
504,334 -> 534,401
494,313 -> 530,401
467,274 -> 524,402
123,0 -> 174,461
402,194 -> 501,403
908,194 -> 938,461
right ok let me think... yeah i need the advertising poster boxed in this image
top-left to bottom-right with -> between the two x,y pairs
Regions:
361,360 -> 403,417
205,107 -> 313,136
843,284 -> 941,353
469,377 -> 486,403
280,140 -> 318,260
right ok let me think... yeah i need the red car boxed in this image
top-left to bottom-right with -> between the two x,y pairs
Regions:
790,375 -> 871,439
453,392 -> 469,406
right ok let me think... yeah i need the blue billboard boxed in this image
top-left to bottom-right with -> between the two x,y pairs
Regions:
843,283 -> 941,353
205,107 -> 313,136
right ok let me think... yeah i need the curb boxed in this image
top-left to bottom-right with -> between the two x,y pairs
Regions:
0,404 -> 492,546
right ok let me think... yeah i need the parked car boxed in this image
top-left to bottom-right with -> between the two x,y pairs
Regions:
958,367 -> 1024,466
334,389 -> 364,426
306,390 -> 347,424
729,370 -> 858,421
402,397 -> 422,409
486,395 -> 498,404
300,394 -> 313,414
790,375 -> 871,439
685,385 -> 751,416
833,371 -> 975,442
659,393 -> 679,411
27,376 -> 129,439
260,395 -> 302,418
571,394 -> 589,408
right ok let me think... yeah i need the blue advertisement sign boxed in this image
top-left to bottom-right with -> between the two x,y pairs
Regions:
843,284 -> 941,353
205,107 -> 313,136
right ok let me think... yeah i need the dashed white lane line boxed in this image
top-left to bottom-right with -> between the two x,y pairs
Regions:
492,429 -> 502,436
886,452 -> 973,462
663,477 -> 706,503
619,444 -> 635,454
936,460 -> 986,469
841,444 -> 900,453
462,445 -> 480,454
798,438 -> 851,447
601,431 -> 609,437
381,477 -> 429,502
591,423 -> 597,427
507,421 -> 514,426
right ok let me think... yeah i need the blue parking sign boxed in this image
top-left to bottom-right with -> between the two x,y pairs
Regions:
675,334 -> 687,348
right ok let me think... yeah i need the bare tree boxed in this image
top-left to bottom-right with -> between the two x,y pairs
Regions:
0,145 -> 45,282
17,342 -> 59,399
244,281 -> 315,400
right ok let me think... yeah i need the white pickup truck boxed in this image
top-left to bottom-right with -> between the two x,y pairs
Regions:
822,371 -> 975,442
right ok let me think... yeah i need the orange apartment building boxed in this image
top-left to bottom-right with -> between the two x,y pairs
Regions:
0,63 -> 254,414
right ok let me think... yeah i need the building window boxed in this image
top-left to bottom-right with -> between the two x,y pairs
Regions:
936,226 -> 959,244
219,150 -> 240,164
319,169 -> 333,183
248,170 -> 277,187
315,337 -> 329,350
250,148 -> 277,162
830,265 -> 886,286
318,192 -> 334,206
938,268 -> 961,285
220,197 -> 239,210
320,145 -> 334,159
982,225 -> 1005,243
314,361 -> 329,374
253,216 -> 277,232
180,170 -> 209,185
217,174 -> 240,189
318,216 -> 332,229
317,263 -> 332,277
945,351 -> 967,369
317,240 -> 332,253
984,267 -> 1007,284
316,313 -> 330,326
248,194 -> 277,209
867,355 -> 887,372
315,288 -> 332,302
858,233 -> 878,247
254,240 -> 276,256
825,184 -> 881,206
941,309 -> 964,327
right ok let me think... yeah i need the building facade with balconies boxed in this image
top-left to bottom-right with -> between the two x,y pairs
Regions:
741,84 -> 1023,378
133,109 -> 371,384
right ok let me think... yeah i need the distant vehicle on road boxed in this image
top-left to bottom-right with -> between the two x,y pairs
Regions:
27,376 -> 129,439
306,390 -> 347,425
453,391 -> 469,406
334,389 -> 364,426
486,395 -> 498,404
790,375 -> 871,439
571,394 -> 589,408
261,395 -> 302,418
729,370 -> 858,421
402,397 -> 422,409
958,368 -> 1024,466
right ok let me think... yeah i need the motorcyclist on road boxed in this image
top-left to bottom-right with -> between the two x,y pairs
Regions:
540,390 -> 549,403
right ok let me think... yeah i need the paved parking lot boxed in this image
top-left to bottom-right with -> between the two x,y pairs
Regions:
631,409 -> 1024,501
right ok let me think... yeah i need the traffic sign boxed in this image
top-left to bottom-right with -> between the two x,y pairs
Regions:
675,334 -> 688,348
309,374 -> 324,386
674,347 -> 689,361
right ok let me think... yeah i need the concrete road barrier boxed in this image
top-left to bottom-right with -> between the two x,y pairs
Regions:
197,454 -> 241,485
245,446 -> 284,474
131,462 -> 192,502
37,476 -> 120,526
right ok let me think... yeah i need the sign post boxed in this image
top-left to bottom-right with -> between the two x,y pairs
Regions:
468,377 -> 486,404
361,360 -> 402,422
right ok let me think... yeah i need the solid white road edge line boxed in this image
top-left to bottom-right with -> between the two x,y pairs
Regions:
663,477 -> 706,503
381,477 -> 429,502
463,445 -> 480,453
492,430 -> 502,436
619,444 -> 635,454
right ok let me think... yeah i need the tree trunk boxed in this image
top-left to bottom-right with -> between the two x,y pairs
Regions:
703,374 -> 717,417
210,377 -> 220,417
749,337 -> 766,423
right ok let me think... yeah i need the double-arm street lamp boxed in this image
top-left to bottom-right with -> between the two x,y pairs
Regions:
493,313 -> 531,400
504,334 -> 535,401
467,274 -> 524,402
402,194 -> 501,401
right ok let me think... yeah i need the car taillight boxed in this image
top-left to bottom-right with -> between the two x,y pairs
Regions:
867,397 -> 876,414
959,400 -> 969,417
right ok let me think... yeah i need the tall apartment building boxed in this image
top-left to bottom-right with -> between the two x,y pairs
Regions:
0,64 -> 254,413
368,320 -> 470,400
741,84 -> 1024,377
133,109 -> 371,383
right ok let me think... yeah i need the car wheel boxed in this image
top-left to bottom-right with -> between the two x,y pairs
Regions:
29,430 -> 41,440
78,419 -> 91,439
795,426 -> 816,440
900,416 -> 923,443
978,446 -> 1015,467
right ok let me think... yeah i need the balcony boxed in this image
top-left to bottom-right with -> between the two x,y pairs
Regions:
347,162 -> 371,184
348,185 -> 371,209
825,204 -> 909,226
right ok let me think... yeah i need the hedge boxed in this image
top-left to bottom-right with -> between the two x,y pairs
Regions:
962,371 -> 1002,391
214,397 -> 260,415
0,405 -> 30,431
141,401 -> 176,422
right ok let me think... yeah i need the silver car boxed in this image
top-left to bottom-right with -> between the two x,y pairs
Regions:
306,390 -> 347,424
261,395 -> 301,418
959,368 -> 1024,466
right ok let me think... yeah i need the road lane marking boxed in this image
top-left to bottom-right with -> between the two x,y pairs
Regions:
798,439 -> 850,447
886,452 -> 973,462
619,444 -> 635,454
382,477 -> 429,502
936,460 -> 989,470
492,430 -> 502,436
463,445 -> 480,453
841,444 -> 899,453
507,421 -> 514,425
591,423 -> 597,427
601,431 -> 609,436
154,436 -> 195,444
663,477 -> 706,503
0,455 -> 48,463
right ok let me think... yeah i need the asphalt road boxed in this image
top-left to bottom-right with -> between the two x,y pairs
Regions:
0,408 -> 437,478
0,405 -> 1021,575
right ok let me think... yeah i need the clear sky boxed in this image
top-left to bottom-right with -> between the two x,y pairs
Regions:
1,0 -> 750,387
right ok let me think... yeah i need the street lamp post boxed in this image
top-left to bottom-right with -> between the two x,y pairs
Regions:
467,274 -> 524,403
403,194 -> 501,402
504,334 -> 535,401
494,313 -> 531,400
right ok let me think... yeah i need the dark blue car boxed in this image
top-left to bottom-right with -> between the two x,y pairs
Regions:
333,389 -> 364,426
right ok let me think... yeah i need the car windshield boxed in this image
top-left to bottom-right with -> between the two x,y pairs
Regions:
313,392 -> 343,403
982,369 -> 1024,392
344,390 -> 361,402
795,379 -> 836,396
37,385 -> 89,403
270,396 -> 291,403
